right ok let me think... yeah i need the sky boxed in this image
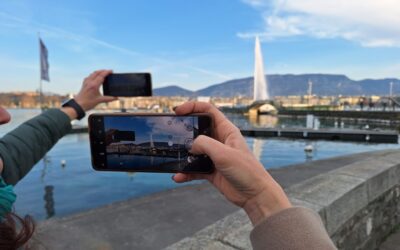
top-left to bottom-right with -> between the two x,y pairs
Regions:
0,0 -> 399,94
104,116 -> 194,144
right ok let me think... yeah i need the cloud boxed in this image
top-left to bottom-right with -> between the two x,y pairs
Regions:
240,0 -> 400,47
0,10 -> 231,81
146,117 -> 194,145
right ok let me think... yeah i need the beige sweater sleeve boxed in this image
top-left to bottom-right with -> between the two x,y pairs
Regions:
250,207 -> 337,250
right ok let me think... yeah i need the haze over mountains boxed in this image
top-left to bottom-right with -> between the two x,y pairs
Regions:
154,74 -> 400,98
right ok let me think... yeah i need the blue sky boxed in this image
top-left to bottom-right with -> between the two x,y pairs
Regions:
0,0 -> 399,94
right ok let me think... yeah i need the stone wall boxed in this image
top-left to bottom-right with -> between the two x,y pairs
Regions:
331,186 -> 400,250
166,149 -> 400,250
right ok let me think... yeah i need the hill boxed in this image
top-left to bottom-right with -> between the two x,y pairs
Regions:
153,85 -> 194,96
153,74 -> 400,97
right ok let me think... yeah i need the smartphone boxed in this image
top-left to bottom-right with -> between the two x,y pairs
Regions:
103,73 -> 152,97
89,113 -> 214,173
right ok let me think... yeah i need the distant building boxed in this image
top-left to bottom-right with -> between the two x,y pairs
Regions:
196,96 -> 211,103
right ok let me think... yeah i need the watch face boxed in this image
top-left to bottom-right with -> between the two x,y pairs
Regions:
62,99 -> 76,107
61,99 -> 71,107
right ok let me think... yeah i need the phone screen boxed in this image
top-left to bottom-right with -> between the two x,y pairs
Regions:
90,114 -> 214,173
103,73 -> 152,97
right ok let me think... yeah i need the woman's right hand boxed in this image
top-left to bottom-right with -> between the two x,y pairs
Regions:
172,101 -> 291,225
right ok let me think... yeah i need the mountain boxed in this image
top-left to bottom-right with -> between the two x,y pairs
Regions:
196,77 -> 254,97
153,74 -> 400,97
153,85 -> 194,96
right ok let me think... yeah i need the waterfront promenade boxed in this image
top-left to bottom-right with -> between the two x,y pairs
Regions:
31,149 -> 400,249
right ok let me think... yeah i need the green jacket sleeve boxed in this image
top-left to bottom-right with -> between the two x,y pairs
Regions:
0,109 -> 72,185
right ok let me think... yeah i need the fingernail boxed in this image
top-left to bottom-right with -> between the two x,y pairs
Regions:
172,106 -> 177,111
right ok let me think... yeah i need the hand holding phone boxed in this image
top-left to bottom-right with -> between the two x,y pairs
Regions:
89,113 -> 214,173
103,73 -> 152,97
172,102 -> 291,225
73,70 -> 118,112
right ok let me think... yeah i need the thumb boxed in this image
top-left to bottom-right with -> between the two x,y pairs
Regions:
191,135 -> 234,168
98,96 -> 118,103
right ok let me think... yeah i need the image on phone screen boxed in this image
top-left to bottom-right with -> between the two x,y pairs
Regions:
93,115 -> 213,173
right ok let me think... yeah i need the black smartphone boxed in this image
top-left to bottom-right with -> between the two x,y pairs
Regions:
89,113 -> 214,173
103,73 -> 152,97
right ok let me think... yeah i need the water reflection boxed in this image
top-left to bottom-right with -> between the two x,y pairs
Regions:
126,172 -> 137,181
41,155 -> 51,181
252,138 -> 265,161
44,185 -> 55,219
248,115 -> 278,128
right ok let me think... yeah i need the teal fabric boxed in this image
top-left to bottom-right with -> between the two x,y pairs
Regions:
0,176 -> 16,219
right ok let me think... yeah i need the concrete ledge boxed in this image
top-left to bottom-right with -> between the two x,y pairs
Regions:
165,210 -> 251,250
167,149 -> 400,250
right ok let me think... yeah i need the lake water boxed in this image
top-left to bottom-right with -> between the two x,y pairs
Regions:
2,109 -> 400,220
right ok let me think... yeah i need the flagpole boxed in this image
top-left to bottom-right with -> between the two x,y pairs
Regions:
38,32 -> 43,111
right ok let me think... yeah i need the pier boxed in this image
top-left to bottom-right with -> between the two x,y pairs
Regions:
71,125 -> 399,143
278,109 -> 400,120
241,127 -> 399,143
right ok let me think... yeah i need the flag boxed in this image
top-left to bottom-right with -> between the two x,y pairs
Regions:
40,38 -> 50,81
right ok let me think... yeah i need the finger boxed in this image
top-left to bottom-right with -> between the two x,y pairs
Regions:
175,101 -> 246,149
172,173 -> 211,183
0,107 -> 11,125
174,101 -> 238,138
87,70 -> 103,80
174,101 -> 226,124
93,70 -> 113,87
191,135 -> 234,167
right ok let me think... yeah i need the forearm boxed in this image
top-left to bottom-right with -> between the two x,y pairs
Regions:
60,107 -> 79,120
250,207 -> 337,250
0,109 -> 73,185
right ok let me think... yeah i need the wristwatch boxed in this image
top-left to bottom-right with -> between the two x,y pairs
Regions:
62,99 -> 86,120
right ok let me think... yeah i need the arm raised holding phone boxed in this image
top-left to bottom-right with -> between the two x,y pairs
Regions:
0,70 -> 117,185
172,101 -> 337,250
0,70 -> 118,249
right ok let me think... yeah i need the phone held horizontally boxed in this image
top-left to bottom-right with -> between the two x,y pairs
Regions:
89,113 -> 214,174
103,73 -> 152,97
